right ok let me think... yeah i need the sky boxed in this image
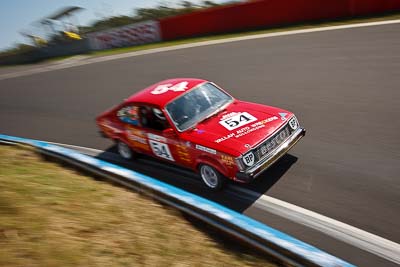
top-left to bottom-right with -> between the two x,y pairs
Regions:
0,0 -> 232,51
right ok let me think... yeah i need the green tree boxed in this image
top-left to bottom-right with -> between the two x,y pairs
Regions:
202,1 -> 219,7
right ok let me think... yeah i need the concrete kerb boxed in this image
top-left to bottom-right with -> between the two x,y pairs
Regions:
0,134 -> 355,267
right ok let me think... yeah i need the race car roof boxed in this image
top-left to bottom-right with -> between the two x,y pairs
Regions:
125,78 -> 207,108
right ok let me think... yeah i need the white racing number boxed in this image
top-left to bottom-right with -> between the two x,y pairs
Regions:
219,112 -> 257,131
149,140 -> 174,161
151,81 -> 189,95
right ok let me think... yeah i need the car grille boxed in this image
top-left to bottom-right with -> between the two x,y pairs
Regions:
254,121 -> 296,162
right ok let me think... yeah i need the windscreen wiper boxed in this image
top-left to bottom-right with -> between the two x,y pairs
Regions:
199,104 -> 228,124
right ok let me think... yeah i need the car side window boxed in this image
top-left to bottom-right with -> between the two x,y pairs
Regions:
138,106 -> 170,131
117,105 -> 139,126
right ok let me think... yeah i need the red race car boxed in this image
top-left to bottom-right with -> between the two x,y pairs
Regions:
96,78 -> 305,190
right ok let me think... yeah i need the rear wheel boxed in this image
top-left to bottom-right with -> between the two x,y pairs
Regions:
117,140 -> 134,160
199,164 -> 225,191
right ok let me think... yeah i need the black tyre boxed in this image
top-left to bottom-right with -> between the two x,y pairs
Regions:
199,164 -> 225,191
117,140 -> 134,160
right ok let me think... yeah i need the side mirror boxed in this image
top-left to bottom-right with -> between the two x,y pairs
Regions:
163,128 -> 176,137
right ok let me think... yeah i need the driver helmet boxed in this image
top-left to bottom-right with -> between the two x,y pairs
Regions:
153,108 -> 165,120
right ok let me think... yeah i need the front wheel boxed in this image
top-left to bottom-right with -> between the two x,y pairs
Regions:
199,164 -> 226,191
117,140 -> 134,160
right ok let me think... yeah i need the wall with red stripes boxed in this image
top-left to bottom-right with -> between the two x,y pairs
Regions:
159,0 -> 400,40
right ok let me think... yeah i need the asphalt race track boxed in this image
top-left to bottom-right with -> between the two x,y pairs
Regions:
1,23 -> 399,266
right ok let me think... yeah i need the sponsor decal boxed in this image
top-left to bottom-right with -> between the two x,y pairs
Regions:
243,152 -> 255,167
128,134 -> 147,144
100,119 -> 120,132
196,144 -> 217,155
127,127 -> 149,150
146,131 -> 174,160
215,133 -> 235,143
215,116 -> 279,143
149,140 -> 174,161
279,112 -> 288,121
147,133 -> 167,143
89,20 -> 161,50
151,81 -> 189,95
130,136 -> 149,150
176,144 -> 191,163
221,155 -> 235,167
219,112 -> 257,131
259,127 -> 290,157
220,112 -> 239,120
196,129 -> 205,134
129,127 -> 145,137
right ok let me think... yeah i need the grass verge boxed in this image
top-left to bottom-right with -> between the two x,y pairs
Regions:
0,144 -> 277,267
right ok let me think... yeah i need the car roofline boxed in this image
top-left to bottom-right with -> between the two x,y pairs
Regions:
164,81 -> 234,133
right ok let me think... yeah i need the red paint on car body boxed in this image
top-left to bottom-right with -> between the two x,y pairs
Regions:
96,78 -> 305,187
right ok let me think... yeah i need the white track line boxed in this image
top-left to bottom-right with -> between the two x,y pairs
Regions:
230,186 -> 400,265
1,19 -> 400,81
46,141 -> 103,155
47,141 -> 400,264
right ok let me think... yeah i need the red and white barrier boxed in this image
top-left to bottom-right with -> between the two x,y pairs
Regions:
87,1 -> 400,51
159,0 -> 400,40
89,20 -> 161,50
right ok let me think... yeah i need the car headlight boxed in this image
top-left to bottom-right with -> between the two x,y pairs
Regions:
289,116 -> 298,130
235,157 -> 245,171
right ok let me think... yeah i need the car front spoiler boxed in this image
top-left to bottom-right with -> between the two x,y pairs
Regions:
235,127 -> 306,183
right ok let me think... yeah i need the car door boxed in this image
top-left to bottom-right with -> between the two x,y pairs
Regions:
138,105 -> 194,166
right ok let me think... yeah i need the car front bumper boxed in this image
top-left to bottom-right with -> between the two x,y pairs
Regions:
235,127 -> 306,183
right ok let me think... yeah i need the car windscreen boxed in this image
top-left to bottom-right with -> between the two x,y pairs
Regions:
165,82 -> 233,131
